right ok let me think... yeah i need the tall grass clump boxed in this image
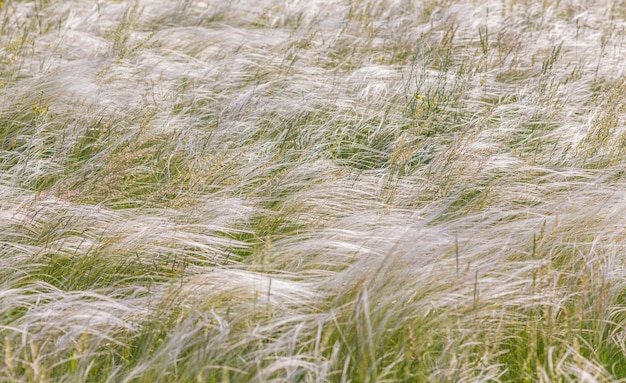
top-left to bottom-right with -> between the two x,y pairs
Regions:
2,0 -> 626,381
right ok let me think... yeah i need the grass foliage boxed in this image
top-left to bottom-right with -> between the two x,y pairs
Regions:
2,0 -> 626,381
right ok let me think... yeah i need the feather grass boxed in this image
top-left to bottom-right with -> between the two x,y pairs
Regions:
2,0 -> 626,381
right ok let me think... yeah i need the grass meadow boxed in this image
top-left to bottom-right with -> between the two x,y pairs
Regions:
2,0 -> 626,381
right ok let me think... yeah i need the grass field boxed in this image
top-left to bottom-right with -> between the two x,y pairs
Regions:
2,0 -> 626,381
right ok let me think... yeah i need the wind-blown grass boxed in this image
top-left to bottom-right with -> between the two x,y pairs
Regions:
1,0 -> 626,381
